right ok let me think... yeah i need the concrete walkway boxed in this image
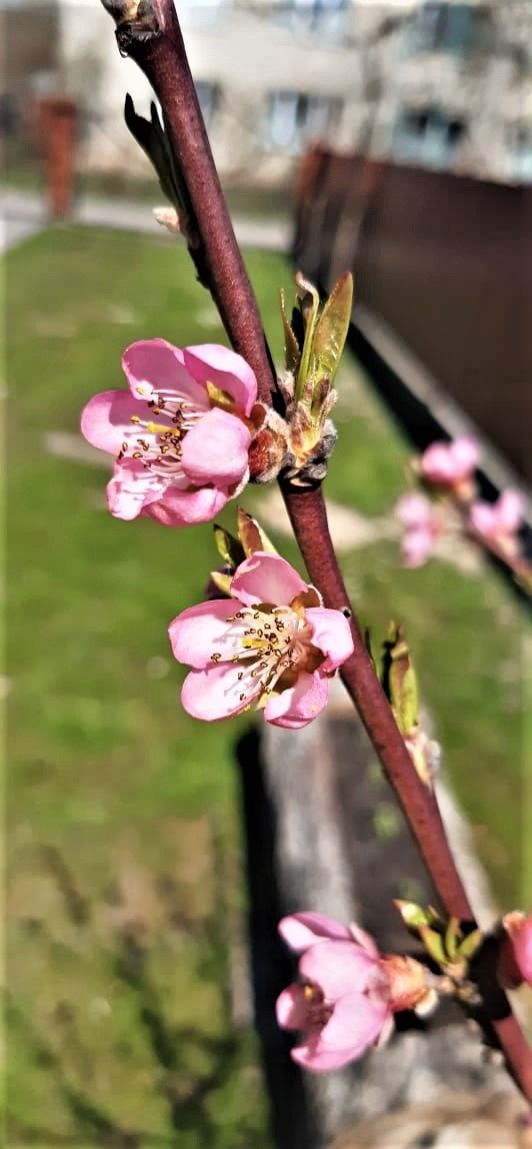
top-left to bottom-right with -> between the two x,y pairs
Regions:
0,186 -> 292,254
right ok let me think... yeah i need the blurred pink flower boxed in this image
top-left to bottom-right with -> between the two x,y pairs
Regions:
276,938 -> 391,1071
168,552 -> 354,728
276,912 -> 433,1072
468,490 -> 524,548
420,437 -> 478,489
81,339 -> 257,525
498,912 -> 532,989
395,493 -> 440,568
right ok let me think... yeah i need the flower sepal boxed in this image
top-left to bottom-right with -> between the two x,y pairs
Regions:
394,900 -> 482,982
210,509 -> 279,594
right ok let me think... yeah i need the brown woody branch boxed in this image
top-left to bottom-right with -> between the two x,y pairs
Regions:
100,0 -> 532,1101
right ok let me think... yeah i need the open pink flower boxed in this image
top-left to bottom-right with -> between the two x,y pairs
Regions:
277,935 -> 391,1072
168,552 -> 354,728
276,912 -> 433,1072
395,492 -> 440,568
468,490 -> 524,549
81,340 -> 257,525
498,912 -> 532,989
420,436 -> 478,489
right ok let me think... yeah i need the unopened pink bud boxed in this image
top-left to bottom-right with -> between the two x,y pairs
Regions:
499,912 -> 532,989
420,436 -> 478,489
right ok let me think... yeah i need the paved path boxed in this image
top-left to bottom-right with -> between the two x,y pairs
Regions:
0,186 -> 292,253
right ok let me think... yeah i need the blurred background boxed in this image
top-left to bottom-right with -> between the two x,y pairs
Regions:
3,0 -> 531,1145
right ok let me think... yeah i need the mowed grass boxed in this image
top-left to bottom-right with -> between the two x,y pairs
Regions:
6,226 -> 529,1144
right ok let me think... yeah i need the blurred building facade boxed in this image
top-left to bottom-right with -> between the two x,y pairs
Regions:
2,0 -> 532,187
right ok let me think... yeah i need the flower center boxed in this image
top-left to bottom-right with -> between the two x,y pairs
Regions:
302,981 -> 333,1028
211,602 -> 323,707
117,390 -> 203,477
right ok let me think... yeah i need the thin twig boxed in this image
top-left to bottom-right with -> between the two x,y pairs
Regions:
99,0 -> 532,1101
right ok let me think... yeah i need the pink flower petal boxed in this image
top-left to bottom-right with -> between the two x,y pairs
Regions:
181,662 -> 262,721
230,552 -> 309,607
278,913 -> 351,953
348,923 -> 380,957
495,490 -> 523,533
401,526 -> 436,568
168,600 -> 244,669
275,985 -> 312,1031
468,500 -> 495,538
300,939 -> 376,1000
264,670 -> 329,729
305,608 -> 354,672
183,344 -> 258,417
81,390 -> 142,455
122,338 -> 207,406
421,437 -> 478,486
421,442 -> 455,485
106,460 -> 166,520
375,1010 -> 395,1048
449,436 -> 479,478
143,485 -> 228,526
396,492 -> 433,529
321,992 -> 389,1053
181,407 -> 251,487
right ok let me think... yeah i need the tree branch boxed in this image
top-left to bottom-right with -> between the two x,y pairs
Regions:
99,0 -> 532,1101
103,0 -> 275,404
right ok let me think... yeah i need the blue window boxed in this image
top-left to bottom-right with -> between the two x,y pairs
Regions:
393,106 -> 466,170
265,90 -> 340,154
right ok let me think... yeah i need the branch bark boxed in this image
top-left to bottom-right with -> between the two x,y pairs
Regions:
100,0 -> 532,1102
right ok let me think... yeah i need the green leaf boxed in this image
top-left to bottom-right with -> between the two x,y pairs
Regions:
419,925 -> 447,967
308,271 -> 353,391
457,928 -> 483,962
213,525 -> 245,571
210,570 -> 233,596
294,274 -> 320,402
382,623 -> 419,735
394,900 -> 431,929
426,905 -> 446,929
390,659 -> 419,734
444,916 -> 460,960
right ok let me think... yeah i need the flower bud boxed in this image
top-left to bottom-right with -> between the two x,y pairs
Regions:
498,912 -> 532,989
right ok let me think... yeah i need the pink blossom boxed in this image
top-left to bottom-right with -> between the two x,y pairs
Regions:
420,437 -> 479,489
395,493 -> 440,568
168,552 -> 354,728
468,490 -> 524,547
276,913 -> 433,1072
276,939 -> 391,1072
81,340 -> 257,525
498,912 -> 532,989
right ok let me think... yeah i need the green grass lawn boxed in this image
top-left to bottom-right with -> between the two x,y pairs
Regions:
6,226 -> 529,1144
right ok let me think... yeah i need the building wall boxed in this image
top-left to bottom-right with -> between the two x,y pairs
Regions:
3,0 -> 531,187
56,0 -> 387,184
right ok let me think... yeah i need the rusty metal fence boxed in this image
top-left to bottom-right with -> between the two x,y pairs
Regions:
293,148 -> 531,482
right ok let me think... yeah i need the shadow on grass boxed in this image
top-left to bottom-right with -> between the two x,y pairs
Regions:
8,835 -> 268,1148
